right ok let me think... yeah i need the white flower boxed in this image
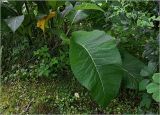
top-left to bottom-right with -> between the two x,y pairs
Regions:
74,92 -> 80,98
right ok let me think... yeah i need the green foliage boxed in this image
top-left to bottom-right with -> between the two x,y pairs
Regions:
146,73 -> 160,102
70,30 -> 122,106
121,51 -> 146,89
1,0 -> 159,113
74,3 -> 105,13
67,10 -> 88,24
140,61 -> 157,77
1,2 -> 18,19
33,45 -> 58,78
152,73 -> 160,83
139,79 -> 150,91
139,94 -> 152,109
47,1 -> 65,11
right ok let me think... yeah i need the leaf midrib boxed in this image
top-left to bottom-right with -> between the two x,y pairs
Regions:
80,44 -> 105,96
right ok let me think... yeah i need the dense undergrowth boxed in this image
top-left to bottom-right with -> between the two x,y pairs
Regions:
1,0 -> 160,114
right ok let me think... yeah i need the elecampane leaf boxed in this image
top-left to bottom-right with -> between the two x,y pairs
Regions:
70,30 -> 122,107
67,10 -> 88,23
121,51 -> 145,89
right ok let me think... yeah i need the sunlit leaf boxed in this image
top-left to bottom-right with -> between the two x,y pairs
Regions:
146,83 -> 159,94
67,10 -> 88,23
75,3 -> 105,13
153,73 -> 160,84
4,15 -> 24,32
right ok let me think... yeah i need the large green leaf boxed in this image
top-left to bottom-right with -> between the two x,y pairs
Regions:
70,30 -> 122,106
63,2 -> 88,23
4,15 -> 24,32
74,3 -> 105,13
140,61 -> 156,77
67,10 -> 88,23
121,51 -> 146,89
47,1 -> 65,10
61,2 -> 74,17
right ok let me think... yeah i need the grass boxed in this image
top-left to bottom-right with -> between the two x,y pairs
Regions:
0,76 -> 159,114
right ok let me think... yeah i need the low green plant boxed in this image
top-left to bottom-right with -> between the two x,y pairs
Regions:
33,45 -> 58,78
146,73 -> 160,102
138,61 -> 159,110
